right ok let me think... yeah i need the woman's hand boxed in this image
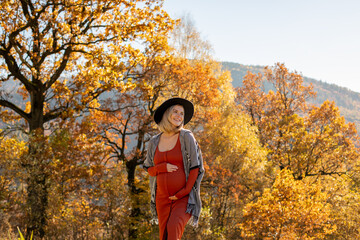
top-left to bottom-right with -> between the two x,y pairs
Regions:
169,195 -> 178,201
166,163 -> 178,172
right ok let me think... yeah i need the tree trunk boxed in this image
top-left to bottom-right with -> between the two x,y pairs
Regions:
26,166 -> 48,239
126,159 -> 142,240
25,90 -> 48,239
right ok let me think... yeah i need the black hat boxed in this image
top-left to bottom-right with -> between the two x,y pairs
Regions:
154,98 -> 194,125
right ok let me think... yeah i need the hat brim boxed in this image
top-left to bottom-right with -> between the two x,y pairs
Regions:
154,98 -> 194,125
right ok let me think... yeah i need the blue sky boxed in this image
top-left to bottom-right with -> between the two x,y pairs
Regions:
163,0 -> 360,92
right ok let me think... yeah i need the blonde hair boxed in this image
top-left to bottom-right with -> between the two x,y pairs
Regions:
158,105 -> 184,133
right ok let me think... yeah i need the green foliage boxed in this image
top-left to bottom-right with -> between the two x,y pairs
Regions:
17,227 -> 33,240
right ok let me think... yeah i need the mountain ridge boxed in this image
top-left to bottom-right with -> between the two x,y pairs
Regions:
221,61 -> 360,128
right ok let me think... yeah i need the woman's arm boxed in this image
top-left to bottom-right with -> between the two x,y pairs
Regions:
173,167 -> 199,199
148,163 -> 178,176
147,163 -> 167,176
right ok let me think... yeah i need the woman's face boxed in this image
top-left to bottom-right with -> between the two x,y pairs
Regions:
169,105 -> 184,127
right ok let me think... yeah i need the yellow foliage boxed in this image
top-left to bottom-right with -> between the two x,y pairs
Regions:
236,63 -> 359,180
196,103 -> 271,238
241,169 -> 336,239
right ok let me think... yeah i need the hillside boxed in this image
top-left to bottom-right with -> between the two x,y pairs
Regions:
221,61 -> 360,128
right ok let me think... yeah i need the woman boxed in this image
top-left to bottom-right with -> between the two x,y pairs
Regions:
143,97 -> 204,240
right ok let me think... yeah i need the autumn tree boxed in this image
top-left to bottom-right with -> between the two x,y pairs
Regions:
191,103 -> 270,240
236,63 -> 359,180
326,175 -> 360,239
0,113 -> 114,240
0,0 -> 174,238
89,15 -> 234,239
241,168 -> 336,239
170,13 -> 213,61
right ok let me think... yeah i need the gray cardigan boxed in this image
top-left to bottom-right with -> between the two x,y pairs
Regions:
143,129 -> 205,226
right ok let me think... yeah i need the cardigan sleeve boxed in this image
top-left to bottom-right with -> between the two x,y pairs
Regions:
184,132 -> 201,169
174,167 -> 199,199
143,138 -> 154,170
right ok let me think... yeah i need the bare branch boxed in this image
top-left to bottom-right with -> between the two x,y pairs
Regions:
0,48 -> 33,91
0,99 -> 30,121
44,47 -> 72,90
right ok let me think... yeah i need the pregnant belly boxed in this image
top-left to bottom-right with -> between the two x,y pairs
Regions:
157,168 -> 186,196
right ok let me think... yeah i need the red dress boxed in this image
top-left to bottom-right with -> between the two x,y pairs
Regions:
148,135 -> 199,240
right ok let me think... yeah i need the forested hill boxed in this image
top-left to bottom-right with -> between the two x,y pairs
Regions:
221,61 -> 360,128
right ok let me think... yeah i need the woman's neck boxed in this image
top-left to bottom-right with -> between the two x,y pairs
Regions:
162,131 -> 179,137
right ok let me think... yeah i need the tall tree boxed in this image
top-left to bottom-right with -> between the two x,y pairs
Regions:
193,103 -> 269,239
92,14 -> 234,239
236,63 -> 359,180
0,0 -> 173,237
94,49 -> 234,240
